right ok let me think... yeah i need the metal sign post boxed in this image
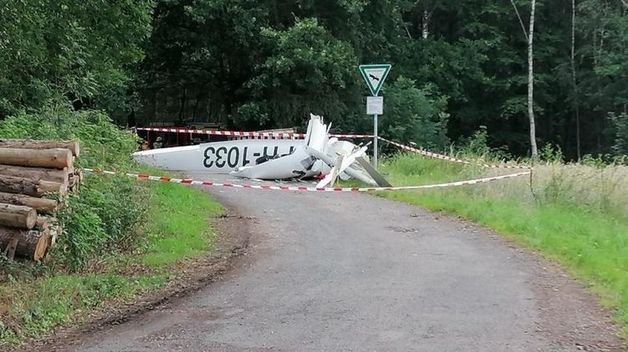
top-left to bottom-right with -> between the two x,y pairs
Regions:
374,114 -> 378,167
359,64 -> 391,169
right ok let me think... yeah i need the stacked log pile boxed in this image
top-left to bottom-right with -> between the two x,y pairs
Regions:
0,139 -> 80,261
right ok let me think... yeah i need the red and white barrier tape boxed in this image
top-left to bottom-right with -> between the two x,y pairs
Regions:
134,127 -> 529,169
377,137 -> 532,170
134,127 -> 372,139
84,168 -> 530,192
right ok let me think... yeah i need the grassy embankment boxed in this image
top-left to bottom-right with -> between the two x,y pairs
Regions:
378,152 -> 628,335
0,110 -> 223,344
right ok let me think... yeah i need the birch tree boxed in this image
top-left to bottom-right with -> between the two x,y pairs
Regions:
510,0 -> 538,157
571,0 -> 581,159
527,0 -> 538,158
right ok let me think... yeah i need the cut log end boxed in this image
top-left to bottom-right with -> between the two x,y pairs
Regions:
33,231 -> 50,261
0,202 -> 37,229
0,139 -> 80,260
0,227 -> 50,260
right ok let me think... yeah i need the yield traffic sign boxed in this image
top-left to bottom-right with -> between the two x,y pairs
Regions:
359,64 -> 391,96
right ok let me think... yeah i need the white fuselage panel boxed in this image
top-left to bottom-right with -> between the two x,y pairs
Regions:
133,140 -> 302,172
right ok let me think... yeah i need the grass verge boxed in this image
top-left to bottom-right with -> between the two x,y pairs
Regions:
378,153 -> 628,336
0,180 -> 223,344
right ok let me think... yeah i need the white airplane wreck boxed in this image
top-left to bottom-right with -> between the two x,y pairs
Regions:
133,114 -> 391,188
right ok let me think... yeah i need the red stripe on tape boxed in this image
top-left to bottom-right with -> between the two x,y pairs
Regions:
83,168 -> 530,193
134,127 -> 373,139
378,137 -> 532,170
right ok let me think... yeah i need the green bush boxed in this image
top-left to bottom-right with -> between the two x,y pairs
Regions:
0,108 -> 139,169
56,175 -> 148,271
381,77 -> 450,150
0,108 -> 147,271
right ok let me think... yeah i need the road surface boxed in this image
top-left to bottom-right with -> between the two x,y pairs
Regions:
72,174 -> 623,351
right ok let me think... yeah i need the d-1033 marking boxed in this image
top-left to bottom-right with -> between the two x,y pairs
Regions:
203,145 -> 296,169
133,139 -> 302,172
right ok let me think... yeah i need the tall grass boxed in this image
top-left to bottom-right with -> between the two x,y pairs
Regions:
379,153 -> 628,333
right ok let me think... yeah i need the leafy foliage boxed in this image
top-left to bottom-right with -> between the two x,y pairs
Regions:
56,175 -> 148,271
3,0 -> 628,158
130,0 -> 628,159
241,18 -> 359,128
0,109 -> 139,168
381,77 -> 449,148
0,110 -> 146,271
0,0 -> 153,117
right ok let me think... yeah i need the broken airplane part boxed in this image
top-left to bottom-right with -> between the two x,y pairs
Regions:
133,114 -> 390,187
133,139 -> 301,172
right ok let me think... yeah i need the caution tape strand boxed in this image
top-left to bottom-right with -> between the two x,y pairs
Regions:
376,137 -> 532,170
135,127 -> 372,139
134,127 -> 530,170
83,168 -> 530,193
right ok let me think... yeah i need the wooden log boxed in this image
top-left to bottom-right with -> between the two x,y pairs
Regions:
0,139 -> 79,156
75,168 -> 84,182
0,192 -> 58,213
0,164 -> 69,183
35,215 -> 62,248
0,227 -> 49,260
36,216 -> 50,231
68,169 -> 84,192
68,173 -> 78,191
0,203 -> 36,229
3,237 -> 18,260
48,223 -> 61,247
0,148 -> 72,169
0,175 -> 67,197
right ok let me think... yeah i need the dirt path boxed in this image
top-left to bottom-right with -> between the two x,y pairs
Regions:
67,174 -> 624,351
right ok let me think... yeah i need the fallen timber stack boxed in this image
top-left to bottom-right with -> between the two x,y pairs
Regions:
0,139 -> 80,261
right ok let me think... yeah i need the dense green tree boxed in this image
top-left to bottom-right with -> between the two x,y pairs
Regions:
2,0 -> 627,158
381,77 -> 449,149
241,18 -> 359,128
0,0 -> 153,117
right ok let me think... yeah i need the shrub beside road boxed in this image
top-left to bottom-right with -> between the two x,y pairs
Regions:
0,111 -> 223,344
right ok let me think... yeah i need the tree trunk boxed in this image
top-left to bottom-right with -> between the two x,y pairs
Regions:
422,10 -> 431,39
178,86 -> 187,124
0,192 -> 58,213
0,227 -> 50,260
0,164 -> 69,183
0,139 -> 79,156
0,175 -> 67,197
510,0 -> 529,41
571,0 -> 581,160
0,148 -> 73,169
0,203 -> 37,229
528,0 -> 539,158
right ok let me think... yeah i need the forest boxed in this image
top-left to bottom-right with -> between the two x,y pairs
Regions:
1,0 -> 627,160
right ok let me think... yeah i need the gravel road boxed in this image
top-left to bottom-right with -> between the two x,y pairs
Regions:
72,174 -> 624,352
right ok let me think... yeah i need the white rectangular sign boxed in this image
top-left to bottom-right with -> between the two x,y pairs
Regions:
366,96 -> 383,115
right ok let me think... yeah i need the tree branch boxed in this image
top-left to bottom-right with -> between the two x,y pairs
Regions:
509,0 -> 529,41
